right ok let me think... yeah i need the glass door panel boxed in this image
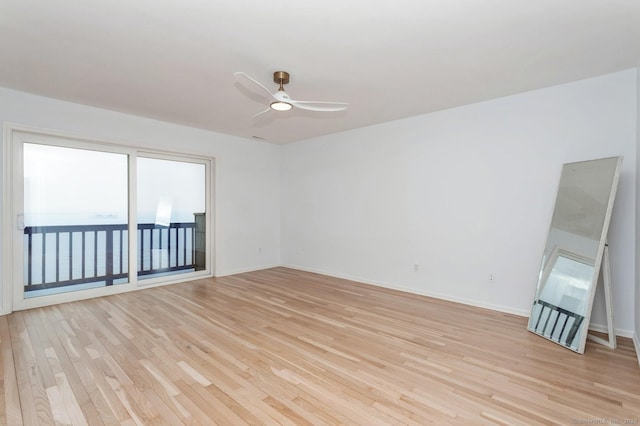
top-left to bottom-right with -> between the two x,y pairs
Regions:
137,157 -> 206,281
23,143 -> 129,298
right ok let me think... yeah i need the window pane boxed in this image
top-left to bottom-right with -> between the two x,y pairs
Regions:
23,143 -> 129,298
137,157 -> 206,280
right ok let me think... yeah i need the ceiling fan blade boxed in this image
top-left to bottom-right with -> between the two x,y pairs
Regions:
234,72 -> 276,100
251,108 -> 272,121
289,100 -> 349,112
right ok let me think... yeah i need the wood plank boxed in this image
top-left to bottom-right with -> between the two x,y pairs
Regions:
0,316 -> 23,425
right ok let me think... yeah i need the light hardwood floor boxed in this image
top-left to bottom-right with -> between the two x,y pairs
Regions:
1,267 -> 639,425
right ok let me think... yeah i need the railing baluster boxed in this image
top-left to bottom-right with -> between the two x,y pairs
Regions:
150,228 -> 154,270
182,228 -> 187,267
177,228 -> 181,266
42,231 -> 46,284
81,232 -> 86,279
106,229 -> 113,286
55,232 -> 60,283
119,230 -> 123,274
69,232 -> 73,280
94,231 -> 98,278
27,229 -> 33,286
176,228 -> 181,267
139,228 -> 144,271
192,227 -> 195,267
167,227 -> 171,268
174,228 -> 179,267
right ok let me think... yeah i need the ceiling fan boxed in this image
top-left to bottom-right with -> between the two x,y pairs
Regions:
234,71 -> 348,119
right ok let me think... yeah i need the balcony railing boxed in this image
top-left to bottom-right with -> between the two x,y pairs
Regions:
23,222 -> 197,293
530,299 -> 585,348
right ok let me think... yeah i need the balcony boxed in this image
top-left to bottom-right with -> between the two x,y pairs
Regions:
23,221 -> 203,297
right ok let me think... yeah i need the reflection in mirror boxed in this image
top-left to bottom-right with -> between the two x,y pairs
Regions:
528,157 -> 622,353
530,249 -> 594,350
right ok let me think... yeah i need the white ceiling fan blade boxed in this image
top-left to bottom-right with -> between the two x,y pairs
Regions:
234,72 -> 276,100
289,100 -> 349,112
251,108 -> 272,121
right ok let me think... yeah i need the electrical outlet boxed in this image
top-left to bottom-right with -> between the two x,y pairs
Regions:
414,264 -> 419,272
488,273 -> 495,282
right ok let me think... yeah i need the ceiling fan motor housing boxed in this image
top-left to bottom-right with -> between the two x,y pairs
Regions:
273,71 -> 290,85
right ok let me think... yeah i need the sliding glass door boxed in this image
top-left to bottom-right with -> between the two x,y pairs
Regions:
21,143 -> 130,298
136,156 -> 207,280
9,129 -> 213,310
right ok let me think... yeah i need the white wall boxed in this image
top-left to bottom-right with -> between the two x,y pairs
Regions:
0,87 -> 281,310
282,70 -> 637,334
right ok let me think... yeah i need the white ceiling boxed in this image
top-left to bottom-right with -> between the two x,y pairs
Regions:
1,1 -> 639,144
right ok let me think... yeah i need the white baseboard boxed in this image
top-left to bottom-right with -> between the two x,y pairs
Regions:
587,323 -> 634,339
216,264 -> 281,278
282,264 -> 531,317
633,333 -> 640,367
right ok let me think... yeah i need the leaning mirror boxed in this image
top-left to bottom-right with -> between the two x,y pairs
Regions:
528,157 -> 622,353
